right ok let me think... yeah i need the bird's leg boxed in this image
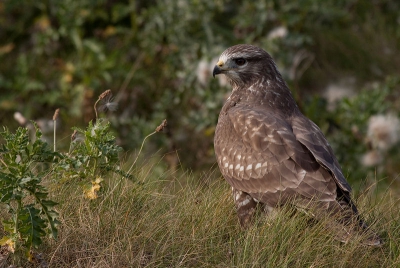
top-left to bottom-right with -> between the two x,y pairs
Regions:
232,188 -> 257,228
262,204 -> 279,223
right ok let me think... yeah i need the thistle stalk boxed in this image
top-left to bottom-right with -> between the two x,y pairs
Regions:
53,109 -> 60,152
127,119 -> 167,174
94,89 -> 112,119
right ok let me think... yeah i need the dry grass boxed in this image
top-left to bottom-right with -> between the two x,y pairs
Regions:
2,159 -> 400,267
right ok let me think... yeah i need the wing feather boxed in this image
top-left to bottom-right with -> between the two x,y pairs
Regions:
214,106 -> 338,206
291,115 -> 352,193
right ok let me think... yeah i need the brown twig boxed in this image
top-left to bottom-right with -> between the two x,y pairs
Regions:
94,89 -> 112,119
127,119 -> 167,174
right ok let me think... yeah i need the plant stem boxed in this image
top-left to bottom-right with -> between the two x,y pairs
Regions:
53,120 -> 56,152
12,199 -> 21,261
94,98 -> 100,120
127,131 -> 157,174
52,109 -> 59,152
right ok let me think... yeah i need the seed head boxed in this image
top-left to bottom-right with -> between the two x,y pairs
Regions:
156,119 -> 167,132
99,89 -> 112,100
53,108 -> 60,121
71,130 -> 78,141
361,150 -> 383,167
99,90 -> 118,113
367,114 -> 400,151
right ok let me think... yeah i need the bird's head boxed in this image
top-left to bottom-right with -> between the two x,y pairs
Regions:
213,44 -> 282,89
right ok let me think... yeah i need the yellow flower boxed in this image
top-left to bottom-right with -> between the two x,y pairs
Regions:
84,177 -> 103,200
0,237 -> 15,253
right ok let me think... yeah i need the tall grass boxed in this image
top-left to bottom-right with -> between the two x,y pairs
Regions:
9,157 -> 394,267
0,153 -> 398,267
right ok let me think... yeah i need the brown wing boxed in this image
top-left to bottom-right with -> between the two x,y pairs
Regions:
214,106 -> 338,206
291,115 -> 352,193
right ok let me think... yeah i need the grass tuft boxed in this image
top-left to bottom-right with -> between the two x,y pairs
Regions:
16,158 -> 396,268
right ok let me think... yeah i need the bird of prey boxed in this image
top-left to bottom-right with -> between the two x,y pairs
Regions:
213,44 -> 381,245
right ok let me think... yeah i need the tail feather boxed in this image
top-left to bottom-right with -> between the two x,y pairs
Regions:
291,189 -> 382,246
324,193 -> 382,246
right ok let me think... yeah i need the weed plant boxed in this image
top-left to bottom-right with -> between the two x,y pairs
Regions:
0,89 -> 399,267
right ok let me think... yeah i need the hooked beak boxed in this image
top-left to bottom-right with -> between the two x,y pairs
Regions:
212,60 -> 224,78
213,66 -> 221,78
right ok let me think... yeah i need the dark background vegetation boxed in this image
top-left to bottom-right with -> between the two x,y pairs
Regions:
1,1 -> 400,267
1,0 -> 400,187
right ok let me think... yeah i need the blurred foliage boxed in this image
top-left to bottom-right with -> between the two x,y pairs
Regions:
304,76 -> 400,188
0,0 -> 399,184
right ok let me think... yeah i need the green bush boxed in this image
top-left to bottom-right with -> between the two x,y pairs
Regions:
0,0 -> 400,241
0,124 -> 59,260
0,1 -> 399,186
303,76 -> 400,185
2,2 -> 400,265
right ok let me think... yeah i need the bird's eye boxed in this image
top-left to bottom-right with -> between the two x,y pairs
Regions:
234,58 -> 246,66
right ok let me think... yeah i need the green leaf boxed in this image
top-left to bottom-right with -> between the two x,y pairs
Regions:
3,219 -> 15,233
20,206 -> 47,249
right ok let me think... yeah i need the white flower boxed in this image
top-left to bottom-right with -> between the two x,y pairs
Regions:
361,150 -> 383,167
196,58 -> 230,87
367,114 -> 400,151
267,26 -> 288,40
36,118 -> 55,134
13,112 -> 27,125
196,59 -> 211,86
323,78 -> 355,111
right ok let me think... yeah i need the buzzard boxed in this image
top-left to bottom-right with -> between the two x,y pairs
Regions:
213,44 -> 381,245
